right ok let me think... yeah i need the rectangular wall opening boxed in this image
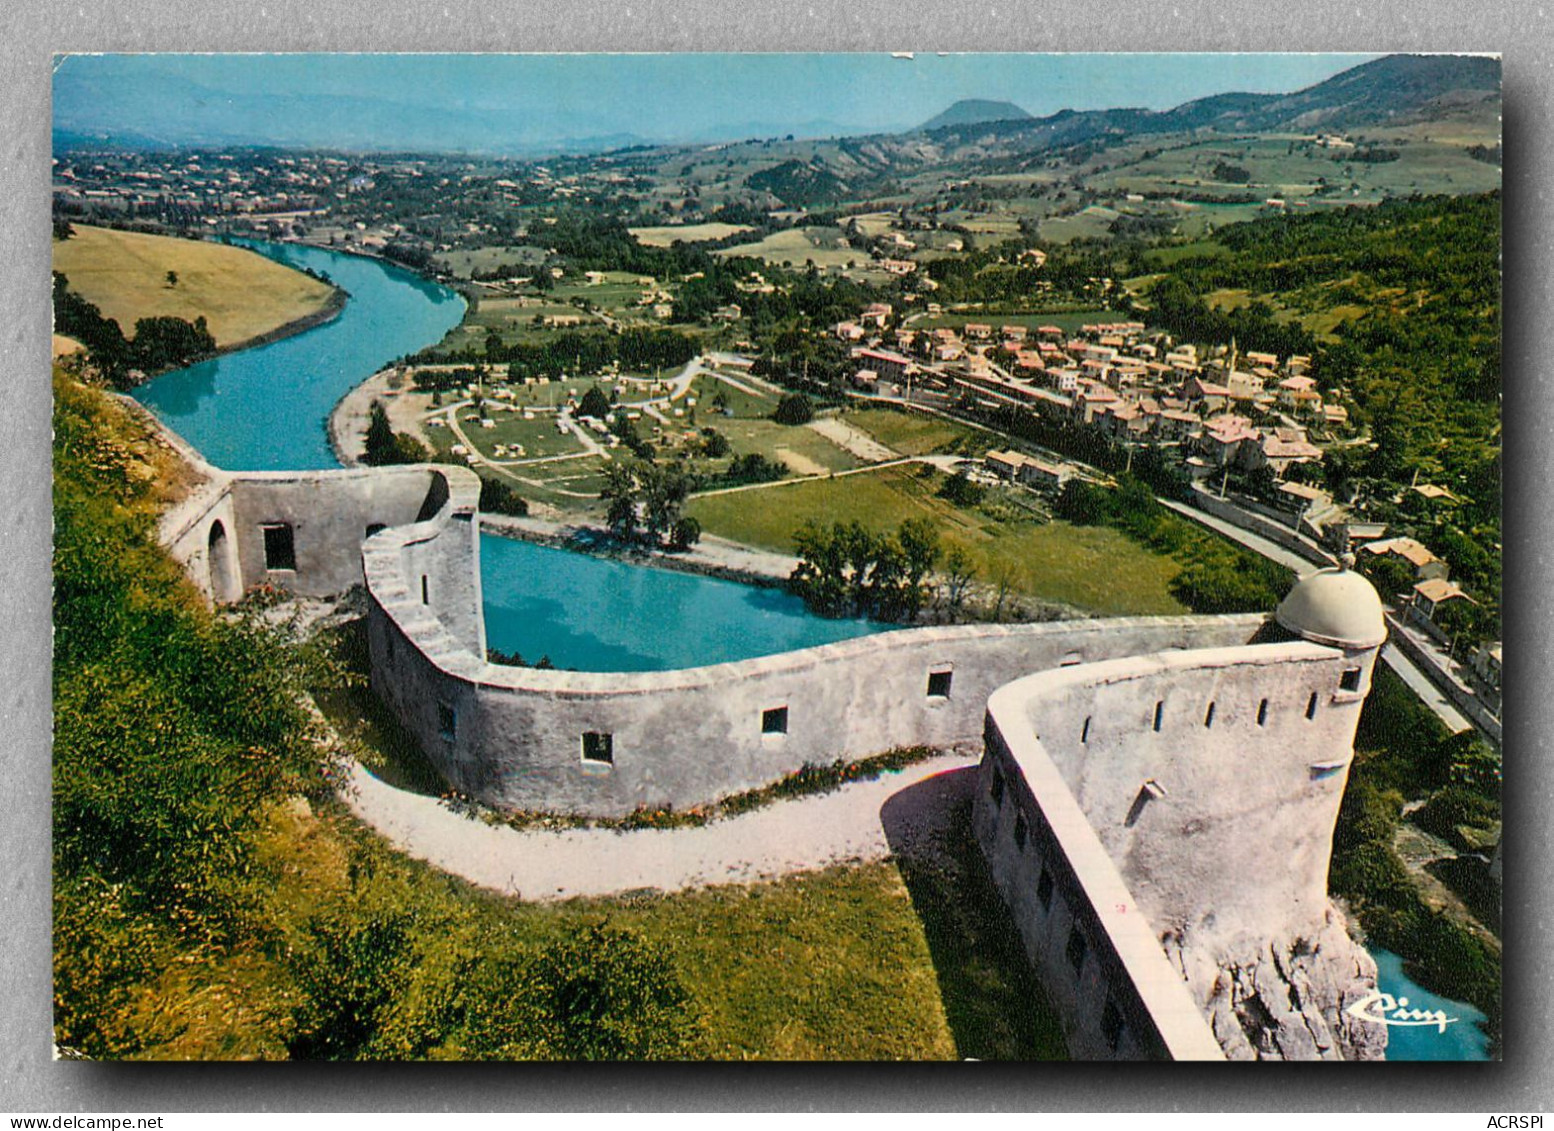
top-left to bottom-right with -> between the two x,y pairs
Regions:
991,766 -> 1006,807
926,668 -> 953,698
761,706 -> 788,735
1152,701 -> 1164,732
1257,698 -> 1269,727
1204,701 -> 1216,728
261,523 -> 296,571
436,702 -> 456,742
1306,691 -> 1319,720
1014,812 -> 1028,851
581,731 -> 614,766
1081,716 -> 1091,745
421,575 -> 430,605
1340,667 -> 1363,692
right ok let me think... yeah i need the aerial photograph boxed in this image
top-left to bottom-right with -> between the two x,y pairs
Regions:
49,52 -> 1502,1062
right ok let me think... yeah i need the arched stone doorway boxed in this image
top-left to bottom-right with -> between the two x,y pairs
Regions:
207,519 -> 237,604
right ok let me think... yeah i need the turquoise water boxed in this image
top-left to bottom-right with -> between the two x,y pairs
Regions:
1369,948 -> 1492,1061
137,240 -> 889,671
132,240 -> 466,470
479,536 -> 894,672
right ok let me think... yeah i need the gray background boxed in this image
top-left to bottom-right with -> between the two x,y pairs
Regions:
3,0 -> 1546,1110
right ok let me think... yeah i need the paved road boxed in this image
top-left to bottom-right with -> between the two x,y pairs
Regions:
1158,497 -> 1323,574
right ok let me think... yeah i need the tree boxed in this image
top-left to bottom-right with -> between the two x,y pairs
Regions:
478,476 -> 529,517
936,545 -> 977,619
363,400 -> 398,466
577,385 -> 612,421
890,518 -> 941,622
937,470 -> 985,507
772,393 -> 814,426
640,463 -> 691,543
165,270 -> 179,288
601,461 -> 640,541
668,516 -> 702,551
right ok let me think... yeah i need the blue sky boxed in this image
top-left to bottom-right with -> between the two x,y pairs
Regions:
53,53 -> 1381,151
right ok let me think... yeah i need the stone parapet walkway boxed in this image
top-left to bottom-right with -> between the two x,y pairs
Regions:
339,752 -> 976,902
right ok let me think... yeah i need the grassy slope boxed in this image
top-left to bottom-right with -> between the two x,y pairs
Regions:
629,222 -> 753,246
687,464 -> 1189,616
52,225 -> 336,348
56,372 -> 1053,1061
843,409 -> 978,457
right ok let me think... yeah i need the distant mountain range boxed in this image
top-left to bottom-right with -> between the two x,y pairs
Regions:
52,53 -> 1497,160
906,54 -> 1499,147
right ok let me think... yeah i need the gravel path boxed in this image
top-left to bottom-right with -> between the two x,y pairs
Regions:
806,415 -> 897,463
340,752 -> 978,901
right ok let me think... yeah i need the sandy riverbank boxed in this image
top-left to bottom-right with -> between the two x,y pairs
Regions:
328,365 -> 430,467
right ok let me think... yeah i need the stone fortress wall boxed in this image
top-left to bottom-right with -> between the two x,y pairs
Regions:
149,426 -> 1389,1060
977,631 -> 1386,1060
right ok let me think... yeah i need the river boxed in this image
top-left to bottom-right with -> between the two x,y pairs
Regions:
132,239 -> 466,471
133,238 -> 890,669
1368,948 -> 1492,1061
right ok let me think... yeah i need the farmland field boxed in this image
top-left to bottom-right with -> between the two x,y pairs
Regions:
52,224 -> 337,348
687,464 -> 1189,616
629,222 -> 753,246
842,408 -> 979,457
715,227 -> 859,269
435,245 -> 550,278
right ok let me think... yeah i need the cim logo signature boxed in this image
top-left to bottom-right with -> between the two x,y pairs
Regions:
1344,989 -> 1456,1033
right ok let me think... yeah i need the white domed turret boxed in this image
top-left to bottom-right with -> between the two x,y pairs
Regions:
1274,561 -> 1386,650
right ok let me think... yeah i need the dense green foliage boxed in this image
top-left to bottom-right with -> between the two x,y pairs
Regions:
477,475 -> 530,517
788,518 -> 940,622
361,400 -> 432,466
53,271 -> 217,387
52,374 -> 704,1060
1055,477 -> 1292,613
772,392 -> 815,425
937,470 -> 986,507
1145,193 -> 1501,617
744,159 -> 848,207
600,459 -> 694,545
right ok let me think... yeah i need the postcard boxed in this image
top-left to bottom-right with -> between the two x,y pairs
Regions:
48,52 -> 1501,1062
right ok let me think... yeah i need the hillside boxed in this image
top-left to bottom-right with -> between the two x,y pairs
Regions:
744,159 -> 850,207
52,225 -> 338,349
916,99 -> 1033,133
677,54 -> 1501,199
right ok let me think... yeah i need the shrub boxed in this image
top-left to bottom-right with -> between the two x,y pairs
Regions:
478,476 -> 529,517
937,470 -> 985,507
529,923 -> 702,1059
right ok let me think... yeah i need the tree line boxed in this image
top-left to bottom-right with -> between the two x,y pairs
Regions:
787,518 -> 941,623
53,272 -> 217,388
